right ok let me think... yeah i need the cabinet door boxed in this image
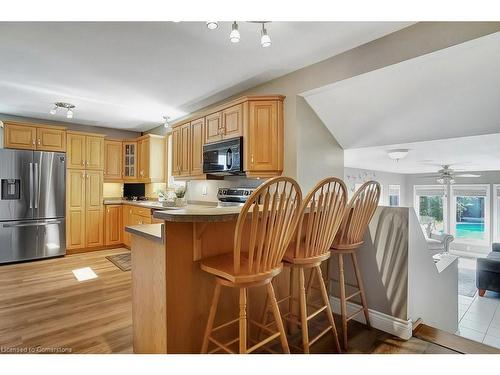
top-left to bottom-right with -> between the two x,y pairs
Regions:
204,112 -> 222,144
85,170 -> 104,247
36,127 -> 66,152
190,118 -> 204,176
179,123 -> 191,176
171,127 -> 181,177
86,136 -> 104,170
66,169 -> 86,250
123,205 -> 133,247
104,140 -> 123,181
105,205 -> 122,246
4,123 -> 36,150
138,138 -> 150,180
247,100 -> 282,173
123,141 -> 137,180
67,133 -> 86,169
222,104 -> 243,139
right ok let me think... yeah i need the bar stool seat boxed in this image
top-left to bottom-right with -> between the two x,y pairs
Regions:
201,253 -> 283,284
283,247 -> 330,266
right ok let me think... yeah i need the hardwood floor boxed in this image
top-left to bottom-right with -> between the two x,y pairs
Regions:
0,249 -> 468,354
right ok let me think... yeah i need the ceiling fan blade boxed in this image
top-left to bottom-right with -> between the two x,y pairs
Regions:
455,173 -> 481,178
417,174 -> 442,178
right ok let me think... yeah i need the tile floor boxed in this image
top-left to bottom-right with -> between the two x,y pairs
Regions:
456,257 -> 500,348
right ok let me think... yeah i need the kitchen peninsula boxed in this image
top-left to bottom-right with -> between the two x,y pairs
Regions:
126,204 -> 292,354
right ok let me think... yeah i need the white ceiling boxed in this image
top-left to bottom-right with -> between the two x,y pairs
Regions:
303,31 -> 500,149
0,22 -> 412,131
344,133 -> 500,174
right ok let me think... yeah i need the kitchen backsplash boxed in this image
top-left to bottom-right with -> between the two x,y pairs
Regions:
185,177 -> 264,203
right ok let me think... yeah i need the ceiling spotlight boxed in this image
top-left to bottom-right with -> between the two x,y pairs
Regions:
387,149 -> 409,162
260,23 -> 271,47
230,22 -> 240,43
206,21 -> 218,30
50,102 -> 75,119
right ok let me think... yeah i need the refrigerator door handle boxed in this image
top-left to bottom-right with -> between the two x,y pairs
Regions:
3,219 -> 63,228
29,162 -> 33,209
34,163 -> 39,209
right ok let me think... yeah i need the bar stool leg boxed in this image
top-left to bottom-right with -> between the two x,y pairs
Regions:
239,288 -> 248,354
299,267 -> 310,353
315,265 -> 341,353
351,252 -> 370,328
267,282 -> 290,354
337,254 -> 348,350
201,280 -> 222,353
288,267 -> 297,333
305,267 -> 316,296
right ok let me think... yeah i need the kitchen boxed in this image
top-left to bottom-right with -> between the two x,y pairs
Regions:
1,19 -> 500,365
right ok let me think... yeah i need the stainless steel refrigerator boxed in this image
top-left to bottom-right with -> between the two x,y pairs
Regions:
0,149 -> 66,264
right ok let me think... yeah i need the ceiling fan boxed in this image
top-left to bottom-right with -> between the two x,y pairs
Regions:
418,164 -> 481,184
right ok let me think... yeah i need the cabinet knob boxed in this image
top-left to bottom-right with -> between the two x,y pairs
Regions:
251,154 -> 254,164
37,139 -> 41,145
81,172 -> 85,179
82,160 -> 85,166
32,139 -> 35,146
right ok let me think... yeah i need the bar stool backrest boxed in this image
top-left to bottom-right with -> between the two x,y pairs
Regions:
293,177 -> 347,259
234,176 -> 302,275
333,181 -> 381,249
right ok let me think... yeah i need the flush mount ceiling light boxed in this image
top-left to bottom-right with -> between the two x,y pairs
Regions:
206,21 -> 218,30
229,22 -> 240,43
50,102 -> 76,119
387,149 -> 409,162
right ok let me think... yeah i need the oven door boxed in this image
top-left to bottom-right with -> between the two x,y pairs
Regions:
203,137 -> 243,175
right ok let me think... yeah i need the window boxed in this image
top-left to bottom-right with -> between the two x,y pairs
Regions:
494,185 -> 500,242
388,185 -> 400,207
414,185 -> 447,234
450,185 -> 490,244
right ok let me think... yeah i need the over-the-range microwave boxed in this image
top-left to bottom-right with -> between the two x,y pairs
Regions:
203,137 -> 244,176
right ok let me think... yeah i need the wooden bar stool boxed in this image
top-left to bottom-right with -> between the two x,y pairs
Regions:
200,177 -> 302,354
329,180 -> 380,350
261,177 -> 347,353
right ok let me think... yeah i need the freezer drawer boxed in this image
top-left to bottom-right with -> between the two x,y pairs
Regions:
0,219 -> 66,264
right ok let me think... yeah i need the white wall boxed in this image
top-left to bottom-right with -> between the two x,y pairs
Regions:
344,167 -> 408,206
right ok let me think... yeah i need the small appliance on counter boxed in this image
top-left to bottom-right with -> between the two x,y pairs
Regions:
123,183 -> 146,201
217,187 -> 256,207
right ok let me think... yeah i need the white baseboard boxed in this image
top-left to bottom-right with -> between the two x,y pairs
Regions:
329,296 -> 413,340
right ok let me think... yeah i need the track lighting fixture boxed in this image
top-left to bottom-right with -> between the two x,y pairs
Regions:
260,23 -> 271,47
163,116 -> 172,132
229,22 -> 240,43
49,102 -> 76,119
206,21 -> 271,47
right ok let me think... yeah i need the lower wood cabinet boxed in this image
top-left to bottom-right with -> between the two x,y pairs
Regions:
122,205 -> 155,248
66,169 -> 104,251
105,205 -> 123,246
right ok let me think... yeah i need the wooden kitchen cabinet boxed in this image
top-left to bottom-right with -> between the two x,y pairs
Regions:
86,136 -> 105,170
4,122 -> 66,152
67,131 -> 105,170
179,124 -> 190,176
85,170 -> 104,248
67,133 -> 86,168
122,205 -> 133,247
105,204 -> 123,246
123,141 -> 137,180
104,140 -> 123,181
245,100 -> 283,177
136,134 -> 166,183
66,169 -> 86,250
205,112 -> 223,144
171,127 -> 181,177
190,118 -> 204,176
221,104 -> 243,139
36,127 -> 66,152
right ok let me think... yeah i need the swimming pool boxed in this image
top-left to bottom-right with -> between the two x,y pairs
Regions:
455,222 -> 485,240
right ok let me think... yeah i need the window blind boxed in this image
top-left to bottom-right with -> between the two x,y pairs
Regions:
414,185 -> 446,197
451,185 -> 488,197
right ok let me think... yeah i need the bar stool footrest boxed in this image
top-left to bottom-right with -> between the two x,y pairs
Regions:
346,307 -> 364,322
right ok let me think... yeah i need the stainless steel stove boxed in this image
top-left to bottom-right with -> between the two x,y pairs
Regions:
217,187 -> 256,205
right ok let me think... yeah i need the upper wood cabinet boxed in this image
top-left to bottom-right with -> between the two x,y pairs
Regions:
123,141 -> 138,180
171,95 -> 284,179
67,132 -> 105,170
190,118 -> 204,176
245,100 -> 283,177
136,134 -> 166,183
4,122 -> 66,152
104,140 -> 123,181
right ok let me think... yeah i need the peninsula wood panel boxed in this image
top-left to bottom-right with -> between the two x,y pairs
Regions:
36,127 -> 66,152
246,100 -> 282,176
204,112 -> 222,144
67,133 -> 86,169
190,118 -> 204,176
105,205 -> 123,246
221,103 -> 243,139
4,123 -> 37,150
104,140 -> 123,181
66,169 -> 86,250
86,136 -> 105,170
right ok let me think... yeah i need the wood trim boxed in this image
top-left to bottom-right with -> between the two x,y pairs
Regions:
66,244 -> 124,255
171,95 -> 285,129
67,130 -> 105,137
2,120 -> 67,130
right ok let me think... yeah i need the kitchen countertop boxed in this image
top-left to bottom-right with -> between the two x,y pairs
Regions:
103,199 -> 176,210
125,223 -> 165,243
153,205 -> 242,222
